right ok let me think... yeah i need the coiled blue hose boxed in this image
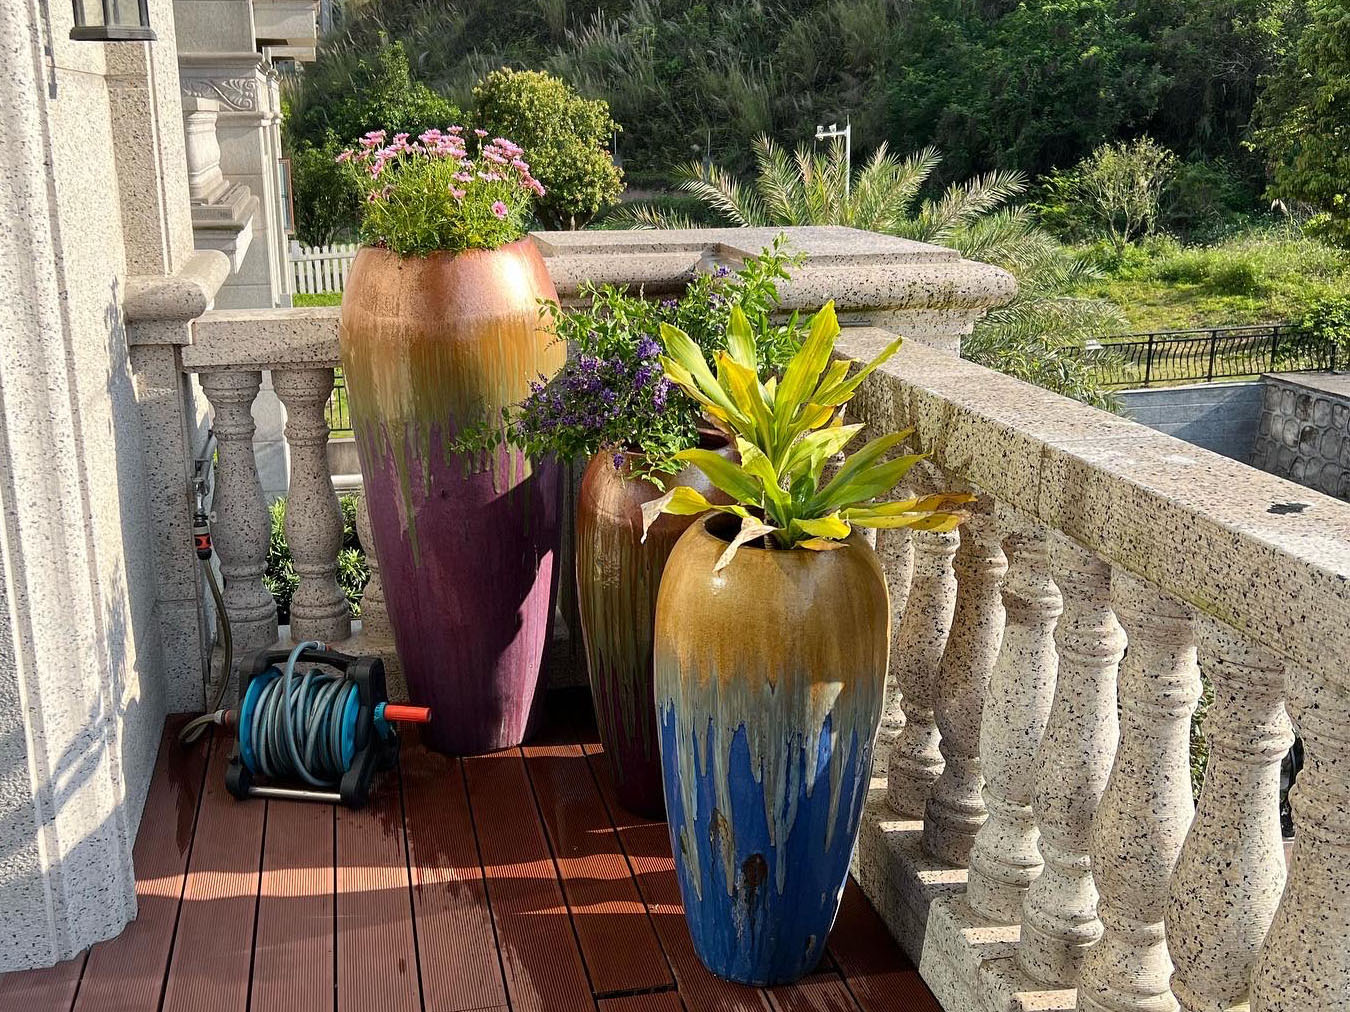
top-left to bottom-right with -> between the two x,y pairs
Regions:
249,641 -> 359,787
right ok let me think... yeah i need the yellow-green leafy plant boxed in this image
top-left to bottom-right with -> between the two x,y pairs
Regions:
641,301 -> 971,569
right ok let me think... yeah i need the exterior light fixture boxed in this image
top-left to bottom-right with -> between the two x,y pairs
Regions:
70,0 -> 156,41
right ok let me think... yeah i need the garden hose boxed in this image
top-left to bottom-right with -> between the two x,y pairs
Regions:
180,498 -> 234,747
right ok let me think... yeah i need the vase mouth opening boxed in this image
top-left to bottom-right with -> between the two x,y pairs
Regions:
704,511 -> 782,552
696,428 -> 730,450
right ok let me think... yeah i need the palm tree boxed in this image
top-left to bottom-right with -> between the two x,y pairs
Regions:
609,136 -> 1123,407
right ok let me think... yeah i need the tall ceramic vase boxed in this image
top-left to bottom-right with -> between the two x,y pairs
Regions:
654,514 -> 890,985
339,239 -> 565,755
575,438 -> 731,817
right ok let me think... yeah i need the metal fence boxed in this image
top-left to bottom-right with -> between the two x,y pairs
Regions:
326,369 -> 352,435
1092,323 -> 1338,389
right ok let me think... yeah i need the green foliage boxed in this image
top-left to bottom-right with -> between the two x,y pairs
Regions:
286,40 -> 461,244
471,68 -> 623,229
1071,229 -> 1350,330
1298,294 -> 1350,361
344,131 -> 541,256
512,242 -> 803,478
645,302 -> 971,564
624,136 -> 1122,405
1036,138 -> 1177,250
265,495 -> 369,622
1252,1 -> 1350,245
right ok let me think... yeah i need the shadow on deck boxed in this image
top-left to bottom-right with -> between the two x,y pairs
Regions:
0,690 -> 940,1012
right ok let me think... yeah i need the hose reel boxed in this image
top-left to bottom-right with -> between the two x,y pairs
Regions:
222,641 -> 430,808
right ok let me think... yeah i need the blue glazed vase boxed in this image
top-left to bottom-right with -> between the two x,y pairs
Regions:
653,514 -> 890,986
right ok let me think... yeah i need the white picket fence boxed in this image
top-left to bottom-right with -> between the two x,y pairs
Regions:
289,241 -> 358,295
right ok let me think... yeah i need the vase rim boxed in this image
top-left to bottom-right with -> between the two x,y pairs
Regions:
699,510 -> 857,554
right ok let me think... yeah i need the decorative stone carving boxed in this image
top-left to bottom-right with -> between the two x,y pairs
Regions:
1077,571 -> 1200,1012
1018,536 -> 1124,988
182,98 -> 228,203
966,512 -> 1061,923
1165,620 -> 1292,1012
876,525 -> 916,749
272,369 -> 350,643
181,75 -> 260,112
924,503 -> 1007,864
1248,663 -> 1346,1011
886,526 -> 959,816
200,370 -> 278,651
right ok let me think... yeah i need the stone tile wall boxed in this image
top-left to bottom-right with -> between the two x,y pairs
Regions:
1250,374 -> 1350,501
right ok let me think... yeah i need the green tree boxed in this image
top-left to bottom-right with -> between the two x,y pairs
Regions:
1253,1 -> 1350,245
285,40 -> 459,244
471,68 -> 624,229
613,137 -> 1124,407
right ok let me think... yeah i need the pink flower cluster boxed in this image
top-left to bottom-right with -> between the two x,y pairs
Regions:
336,127 -> 546,207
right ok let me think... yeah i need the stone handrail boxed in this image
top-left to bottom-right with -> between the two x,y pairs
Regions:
841,328 -> 1347,1011
180,226 -> 1345,1011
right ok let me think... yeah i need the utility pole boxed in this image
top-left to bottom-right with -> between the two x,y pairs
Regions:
815,119 -> 851,195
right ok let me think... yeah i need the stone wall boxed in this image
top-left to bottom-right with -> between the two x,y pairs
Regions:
1117,382 -> 1263,463
1250,373 -> 1350,501
0,0 -> 224,970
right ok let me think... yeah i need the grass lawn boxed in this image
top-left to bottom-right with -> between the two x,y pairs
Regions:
294,291 -> 343,307
1071,230 -> 1350,332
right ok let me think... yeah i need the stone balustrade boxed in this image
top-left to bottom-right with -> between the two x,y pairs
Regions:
181,227 -> 1347,1010
843,327 -> 1350,1012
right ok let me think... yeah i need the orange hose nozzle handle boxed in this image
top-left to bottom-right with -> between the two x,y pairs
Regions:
380,704 -> 432,724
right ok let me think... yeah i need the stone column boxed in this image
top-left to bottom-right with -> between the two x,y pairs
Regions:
1077,571 -> 1200,1012
1018,536 -> 1124,988
273,368 -> 350,643
966,513 -> 1060,923
200,370 -> 278,651
1165,620 -> 1292,1012
876,526 -> 916,749
924,503 -> 1007,865
354,492 -> 390,640
886,526 -> 959,816
1249,663 -> 1347,1011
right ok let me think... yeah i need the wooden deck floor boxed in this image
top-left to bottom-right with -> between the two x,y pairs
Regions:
0,692 -> 940,1012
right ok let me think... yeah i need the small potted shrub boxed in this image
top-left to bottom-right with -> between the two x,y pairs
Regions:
513,248 -> 800,816
337,128 -> 564,755
644,302 -> 969,985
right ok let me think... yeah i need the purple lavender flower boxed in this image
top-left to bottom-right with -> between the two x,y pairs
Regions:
612,452 -> 625,469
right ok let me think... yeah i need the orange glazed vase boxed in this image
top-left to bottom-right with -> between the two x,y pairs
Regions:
575,437 -> 733,817
339,239 -> 565,755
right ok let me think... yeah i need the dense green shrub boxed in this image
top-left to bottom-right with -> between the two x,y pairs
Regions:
471,68 -> 624,229
1035,138 -> 1177,249
285,40 -> 460,244
265,494 -> 368,623
1252,1 -> 1350,246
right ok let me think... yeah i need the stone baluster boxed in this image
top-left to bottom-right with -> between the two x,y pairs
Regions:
886,525 -> 959,816
1077,571 -> 1200,1012
353,490 -> 390,640
875,525 -> 916,749
967,512 -> 1061,922
1164,620 -> 1291,1012
200,370 -> 277,651
1249,663 -> 1347,1011
272,368 -> 351,643
1018,536 -> 1124,988
923,502 -> 1008,865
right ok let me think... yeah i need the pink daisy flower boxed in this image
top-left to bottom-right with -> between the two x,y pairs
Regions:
491,200 -> 509,219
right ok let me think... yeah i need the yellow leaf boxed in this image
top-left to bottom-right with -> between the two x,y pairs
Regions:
714,517 -> 778,572
798,538 -> 847,551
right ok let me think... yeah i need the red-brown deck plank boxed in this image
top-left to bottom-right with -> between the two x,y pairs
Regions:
250,800 -> 335,1012
523,741 -> 672,996
827,881 -> 940,1012
161,733 -> 264,1012
582,743 -> 773,1012
62,719 -> 209,1012
0,953 -> 86,1012
401,736 -> 508,1012
768,976 -> 863,1012
336,774 -> 420,1012
598,990 -> 686,1012
463,748 -> 596,1012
